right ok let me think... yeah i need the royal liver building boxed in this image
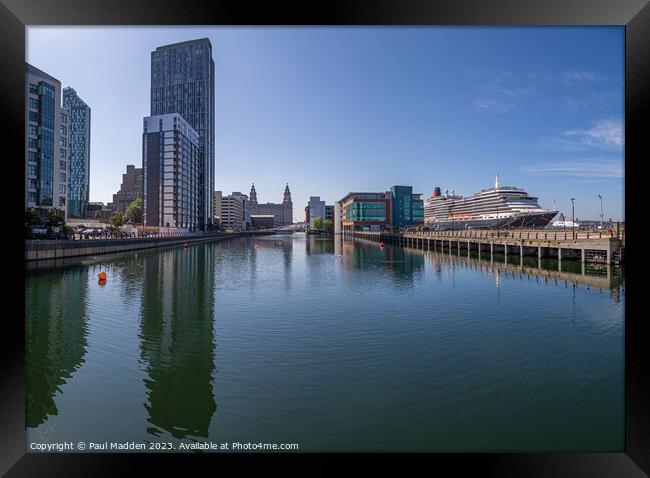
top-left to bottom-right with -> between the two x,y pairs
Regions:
249,183 -> 293,226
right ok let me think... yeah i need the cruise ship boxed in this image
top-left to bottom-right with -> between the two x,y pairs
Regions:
423,176 -> 558,229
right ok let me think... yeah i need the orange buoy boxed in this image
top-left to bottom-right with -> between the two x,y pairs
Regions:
98,271 -> 107,281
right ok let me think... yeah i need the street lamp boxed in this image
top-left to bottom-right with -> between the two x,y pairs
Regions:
570,198 -> 576,239
597,194 -> 603,229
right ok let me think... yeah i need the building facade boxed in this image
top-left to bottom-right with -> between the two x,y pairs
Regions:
220,194 -> 246,231
249,183 -> 293,226
390,185 -> 424,228
213,190 -> 222,222
25,64 -> 68,221
251,215 -> 274,229
325,205 -> 334,221
338,186 -> 423,231
151,38 -> 215,230
62,87 -> 90,219
307,196 -> 326,227
231,192 -> 250,230
107,165 -> 143,214
143,113 -> 201,229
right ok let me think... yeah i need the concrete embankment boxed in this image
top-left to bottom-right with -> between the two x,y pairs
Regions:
25,231 -> 273,261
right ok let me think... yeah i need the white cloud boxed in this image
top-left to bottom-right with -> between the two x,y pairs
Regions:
521,159 -> 624,178
473,98 -> 517,112
563,118 -> 624,148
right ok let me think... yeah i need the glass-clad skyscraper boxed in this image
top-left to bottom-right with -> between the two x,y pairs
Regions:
62,87 -> 91,218
25,63 -> 68,221
150,39 -> 215,230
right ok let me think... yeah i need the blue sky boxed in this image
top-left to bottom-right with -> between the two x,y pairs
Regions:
27,27 -> 624,221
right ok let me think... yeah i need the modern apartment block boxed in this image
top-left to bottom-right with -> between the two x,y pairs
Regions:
62,87 -> 91,219
220,194 -> 246,231
151,39 -> 215,230
307,196 -> 326,227
231,192 -> 251,230
107,164 -> 143,214
143,113 -> 200,230
338,186 -> 423,232
25,63 -> 68,221
213,190 -> 222,222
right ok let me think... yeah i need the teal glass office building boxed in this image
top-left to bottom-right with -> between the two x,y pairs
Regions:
62,87 -> 91,219
390,185 -> 424,227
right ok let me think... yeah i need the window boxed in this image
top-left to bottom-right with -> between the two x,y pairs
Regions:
59,160 -> 66,171
29,98 -> 39,109
59,172 -> 66,183
28,151 -> 37,162
28,165 -> 37,176
28,125 -> 38,136
28,139 -> 38,149
27,192 -> 37,203
59,137 -> 66,147
60,125 -> 67,135
28,178 -> 37,189
60,113 -> 67,124
29,111 -> 38,122
29,83 -> 39,95
60,148 -> 66,158
59,197 -> 66,207
59,184 -> 66,194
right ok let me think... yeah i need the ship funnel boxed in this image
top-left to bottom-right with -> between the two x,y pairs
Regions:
495,174 -> 500,189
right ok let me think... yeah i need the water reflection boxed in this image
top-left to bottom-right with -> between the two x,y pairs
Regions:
342,239 -> 424,285
25,267 -> 89,427
139,245 -> 216,439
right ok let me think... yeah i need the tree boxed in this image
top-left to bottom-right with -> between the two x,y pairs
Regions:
311,217 -> 333,232
125,197 -> 143,224
25,208 -> 43,226
45,208 -> 65,228
108,211 -> 125,237
312,217 -> 324,230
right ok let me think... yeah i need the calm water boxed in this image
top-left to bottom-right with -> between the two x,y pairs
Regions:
25,234 -> 624,452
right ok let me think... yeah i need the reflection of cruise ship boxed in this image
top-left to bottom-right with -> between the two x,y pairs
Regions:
424,176 -> 558,229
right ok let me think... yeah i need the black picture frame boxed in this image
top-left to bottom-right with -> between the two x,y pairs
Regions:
1,0 -> 647,475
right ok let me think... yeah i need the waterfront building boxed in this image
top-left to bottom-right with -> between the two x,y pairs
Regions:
151,39 -> 215,230
25,63 -> 68,221
143,113 -> 201,229
307,196 -> 326,228
220,194 -> 246,231
107,165 -> 143,215
326,205 -> 335,222
249,183 -> 293,226
231,192 -> 251,230
251,215 -> 275,229
62,87 -> 91,219
213,190 -> 222,223
338,186 -> 423,231
390,185 -> 424,228
339,192 -> 391,231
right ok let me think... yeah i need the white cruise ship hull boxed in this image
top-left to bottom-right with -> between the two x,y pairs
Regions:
428,210 -> 558,230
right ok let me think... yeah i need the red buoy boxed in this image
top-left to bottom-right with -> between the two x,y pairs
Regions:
380,242 -> 384,248
183,242 -> 189,249
98,271 -> 107,281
